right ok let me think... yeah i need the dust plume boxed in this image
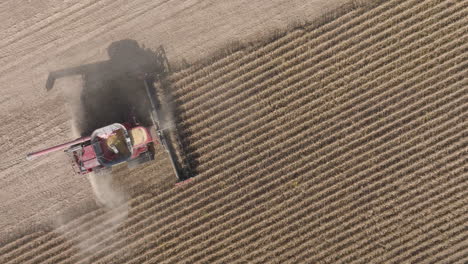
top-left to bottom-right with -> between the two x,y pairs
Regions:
52,171 -> 129,259
87,172 -> 129,209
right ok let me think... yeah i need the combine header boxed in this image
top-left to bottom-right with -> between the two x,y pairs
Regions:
27,46 -> 192,183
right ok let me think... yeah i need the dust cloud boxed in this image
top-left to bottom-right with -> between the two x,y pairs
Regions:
44,39 -> 183,256
87,172 -> 129,209
52,171 -> 129,258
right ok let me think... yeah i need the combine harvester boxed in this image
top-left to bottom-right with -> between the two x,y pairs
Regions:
26,47 -> 192,183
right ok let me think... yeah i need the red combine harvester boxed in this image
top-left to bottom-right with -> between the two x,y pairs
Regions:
27,122 -> 155,174
27,77 -> 189,182
27,46 -> 191,182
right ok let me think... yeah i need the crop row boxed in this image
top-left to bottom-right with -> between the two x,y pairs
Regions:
92,106 -> 464,262
135,41 -> 468,260
168,1 -> 364,87
2,205 -> 103,263
427,235 -> 468,264
192,43 -> 467,182
176,0 -> 456,121
165,131 -> 467,264
242,164 -> 467,264
250,157 -> 467,264
5,207 -> 106,264
152,85 -> 466,262
72,74 -> 466,264
170,5 -> 365,98
300,190 -> 467,264
3,190 -> 147,264
172,0 -> 414,108
174,0 -> 431,121
3,0 -> 465,262
179,5 -> 464,144
0,231 -> 44,262
144,113 -> 467,263
181,1 -> 466,152
54,5 -> 464,260
17,193 -> 152,264
169,0 -> 392,87
262,138 -> 463,264
184,12 -> 467,172
72,71 -> 464,262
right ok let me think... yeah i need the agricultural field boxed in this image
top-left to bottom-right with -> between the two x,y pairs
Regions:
0,0 -> 339,243
1,0 -> 467,263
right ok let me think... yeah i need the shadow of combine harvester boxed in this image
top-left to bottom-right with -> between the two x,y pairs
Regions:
27,39 -> 193,183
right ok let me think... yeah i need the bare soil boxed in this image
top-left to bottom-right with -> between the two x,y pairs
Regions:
0,0 -> 340,244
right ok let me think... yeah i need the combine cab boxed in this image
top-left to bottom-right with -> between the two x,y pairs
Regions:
27,46 -> 192,182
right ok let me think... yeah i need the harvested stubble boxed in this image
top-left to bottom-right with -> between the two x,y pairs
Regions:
1,0 -> 467,263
